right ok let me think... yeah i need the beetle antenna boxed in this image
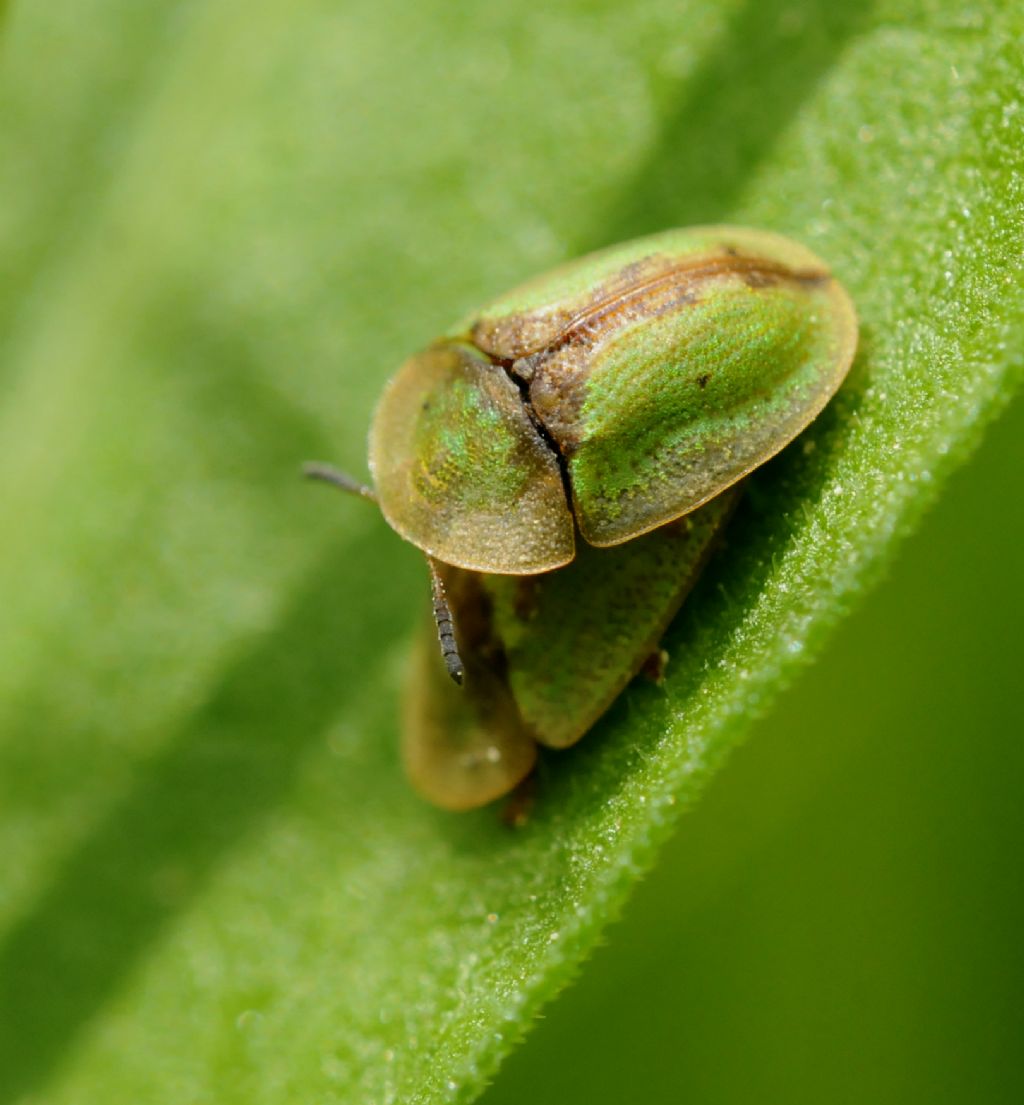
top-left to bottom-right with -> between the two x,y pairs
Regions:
427,559 -> 464,686
302,462 -> 377,503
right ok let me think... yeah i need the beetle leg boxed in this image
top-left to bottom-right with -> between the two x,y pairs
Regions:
427,558 -> 465,686
639,647 -> 670,685
501,770 -> 537,828
302,461 -> 378,503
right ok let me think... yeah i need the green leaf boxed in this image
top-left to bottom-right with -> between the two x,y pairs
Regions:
0,2 -> 1020,1104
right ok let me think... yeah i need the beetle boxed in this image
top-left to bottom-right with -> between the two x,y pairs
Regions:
307,226 -> 857,811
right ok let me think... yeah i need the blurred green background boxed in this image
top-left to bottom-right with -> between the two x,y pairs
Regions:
0,0 -> 1021,1102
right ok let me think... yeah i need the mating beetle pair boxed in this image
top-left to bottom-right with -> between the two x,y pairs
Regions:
309,226 -> 857,810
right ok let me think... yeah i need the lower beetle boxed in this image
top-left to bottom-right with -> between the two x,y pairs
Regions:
307,226 -> 857,810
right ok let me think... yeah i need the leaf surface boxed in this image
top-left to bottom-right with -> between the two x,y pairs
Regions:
0,1 -> 1020,1102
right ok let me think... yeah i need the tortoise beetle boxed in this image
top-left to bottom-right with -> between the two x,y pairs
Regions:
308,226 -> 857,810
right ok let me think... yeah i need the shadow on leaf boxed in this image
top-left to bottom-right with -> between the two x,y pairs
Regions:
592,0 -> 873,246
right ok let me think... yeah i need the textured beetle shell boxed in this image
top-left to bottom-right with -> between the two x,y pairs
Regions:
369,342 -> 574,573
370,226 -> 856,573
403,491 -> 736,809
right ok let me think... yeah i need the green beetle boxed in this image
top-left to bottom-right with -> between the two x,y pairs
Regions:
308,226 -> 857,810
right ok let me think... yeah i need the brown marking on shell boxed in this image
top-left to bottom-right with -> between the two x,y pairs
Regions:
524,343 -> 592,454
468,252 -> 684,360
741,269 -> 778,288
555,254 -> 829,350
482,250 -> 836,467
472,250 -> 831,366
470,309 -> 574,363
